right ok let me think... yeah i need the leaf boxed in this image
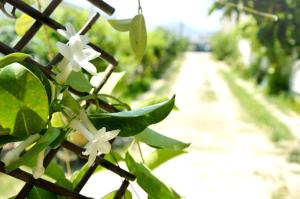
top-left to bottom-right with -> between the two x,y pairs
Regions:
50,112 -> 66,128
71,163 -> 89,187
135,96 -> 179,111
66,71 -> 92,93
101,190 -> 132,199
6,127 -> 60,172
125,153 -> 180,199
15,13 -> 35,36
145,149 -> 186,170
0,53 -> 30,68
0,63 -> 49,141
0,53 -> 51,102
130,14 -> 147,61
61,91 -> 81,114
46,161 -> 73,189
90,96 -> 175,137
28,187 -> 58,199
135,128 -> 190,150
108,18 -> 132,32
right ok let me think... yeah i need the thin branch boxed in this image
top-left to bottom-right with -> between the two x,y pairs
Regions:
93,64 -> 117,94
15,147 -> 61,199
5,0 -> 118,65
0,162 -> 92,199
86,0 -> 115,16
136,141 -> 145,163
218,1 -> 278,21
114,180 -> 130,199
62,141 -> 136,181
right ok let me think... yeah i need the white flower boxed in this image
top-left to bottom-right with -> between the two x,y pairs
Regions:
82,127 -> 119,166
56,35 -> 100,76
32,150 -> 45,179
69,111 -> 119,166
2,134 -> 40,166
57,23 -> 89,44
70,119 -> 94,142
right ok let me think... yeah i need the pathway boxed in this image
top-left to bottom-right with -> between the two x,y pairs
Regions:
82,52 -> 300,199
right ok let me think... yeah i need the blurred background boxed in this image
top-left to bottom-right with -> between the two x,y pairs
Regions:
1,0 -> 300,198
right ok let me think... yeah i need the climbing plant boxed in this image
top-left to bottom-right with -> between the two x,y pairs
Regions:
0,0 -> 189,198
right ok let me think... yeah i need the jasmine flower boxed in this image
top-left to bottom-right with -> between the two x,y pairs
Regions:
2,134 -> 40,166
69,111 -> 119,166
57,23 -> 89,44
56,35 -> 100,76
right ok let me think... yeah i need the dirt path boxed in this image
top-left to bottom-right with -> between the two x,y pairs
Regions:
82,52 -> 300,199
149,52 -> 300,199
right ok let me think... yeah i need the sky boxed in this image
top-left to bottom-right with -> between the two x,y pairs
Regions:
67,0 -> 222,37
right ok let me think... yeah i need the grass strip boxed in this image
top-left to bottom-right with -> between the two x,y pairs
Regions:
221,70 -> 293,142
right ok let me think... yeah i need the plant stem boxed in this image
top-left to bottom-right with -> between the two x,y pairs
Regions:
136,141 -> 144,163
63,148 -> 72,177
137,0 -> 142,14
218,1 -> 278,21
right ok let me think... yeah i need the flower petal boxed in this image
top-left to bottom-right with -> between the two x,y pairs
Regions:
56,42 -> 72,60
79,61 -> 97,75
83,48 -> 101,61
69,35 -> 85,55
80,35 -> 90,44
100,129 -> 120,141
97,141 -> 111,154
69,59 -> 81,72
66,23 -> 76,37
86,147 -> 98,166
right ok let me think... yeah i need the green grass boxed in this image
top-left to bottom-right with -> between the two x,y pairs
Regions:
267,94 -> 300,115
221,70 -> 293,142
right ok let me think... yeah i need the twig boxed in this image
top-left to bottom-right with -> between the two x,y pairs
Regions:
5,0 -> 118,65
114,180 -> 130,199
0,162 -> 91,199
218,1 -> 278,21
62,141 -> 136,181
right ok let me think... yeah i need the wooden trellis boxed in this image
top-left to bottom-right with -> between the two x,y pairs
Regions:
0,0 -> 136,198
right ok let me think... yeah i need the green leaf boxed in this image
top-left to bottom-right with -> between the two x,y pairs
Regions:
0,53 -> 30,68
125,153 -> 180,199
145,149 -> 186,170
71,163 -> 89,187
0,135 -> 23,145
28,187 -> 58,199
15,13 -> 35,36
61,91 -> 81,114
6,127 -> 60,172
101,190 -> 132,199
90,96 -> 175,137
135,128 -> 190,150
50,112 -> 66,128
135,96 -> 179,111
66,71 -> 92,92
108,19 -> 132,32
0,63 -> 49,141
129,14 -> 147,61
0,53 -> 51,102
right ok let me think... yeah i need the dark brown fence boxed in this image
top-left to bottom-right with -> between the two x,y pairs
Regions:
0,0 -> 136,198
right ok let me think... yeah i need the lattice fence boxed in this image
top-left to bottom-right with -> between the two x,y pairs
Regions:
0,0 -> 136,198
